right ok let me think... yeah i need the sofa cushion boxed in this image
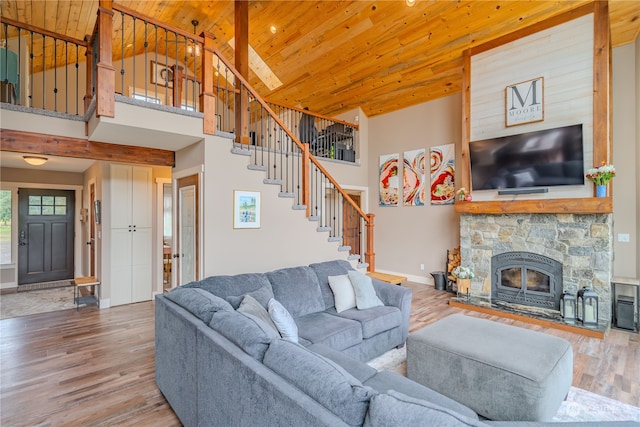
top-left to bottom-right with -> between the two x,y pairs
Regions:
268,298 -> 298,343
164,287 -> 233,324
208,309 -> 278,361
266,266 -> 325,318
364,391 -> 488,427
309,259 -> 355,309
237,294 -> 280,335
183,273 -> 274,302
264,339 -> 376,426
295,311 -> 363,351
363,370 -> 478,419
226,285 -> 274,309
328,274 -> 356,313
307,343 -> 378,383
348,270 -> 384,309
331,305 -> 401,339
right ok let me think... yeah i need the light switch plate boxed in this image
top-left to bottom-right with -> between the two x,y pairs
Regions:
618,233 -> 630,243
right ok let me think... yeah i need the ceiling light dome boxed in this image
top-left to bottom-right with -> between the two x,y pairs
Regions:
23,156 -> 48,166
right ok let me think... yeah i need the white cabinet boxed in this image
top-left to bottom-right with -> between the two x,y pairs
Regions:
110,164 -> 153,306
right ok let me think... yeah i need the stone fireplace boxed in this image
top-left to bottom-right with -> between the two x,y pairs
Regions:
460,213 -> 613,324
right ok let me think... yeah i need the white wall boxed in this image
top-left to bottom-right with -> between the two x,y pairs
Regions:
174,135 -> 367,276
612,38 -> 639,278
368,95 -> 462,283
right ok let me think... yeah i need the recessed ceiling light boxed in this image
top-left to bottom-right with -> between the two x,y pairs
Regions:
406,0 -> 416,6
23,155 -> 48,166
270,25 -> 277,34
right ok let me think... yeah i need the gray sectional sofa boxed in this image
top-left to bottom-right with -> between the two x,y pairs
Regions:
155,260 -> 639,427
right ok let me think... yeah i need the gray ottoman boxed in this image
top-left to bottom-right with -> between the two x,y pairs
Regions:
406,314 -> 573,421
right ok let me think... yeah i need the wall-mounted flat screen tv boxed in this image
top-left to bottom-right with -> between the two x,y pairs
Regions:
469,124 -> 584,191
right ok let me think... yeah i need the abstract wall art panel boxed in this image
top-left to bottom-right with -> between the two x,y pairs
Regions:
430,144 -> 455,205
379,154 -> 399,206
403,149 -> 425,206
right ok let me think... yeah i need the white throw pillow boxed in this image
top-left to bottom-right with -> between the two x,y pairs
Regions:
328,274 -> 356,313
268,298 -> 299,343
348,270 -> 384,309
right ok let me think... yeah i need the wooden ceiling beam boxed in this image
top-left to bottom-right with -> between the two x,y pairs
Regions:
0,129 -> 175,167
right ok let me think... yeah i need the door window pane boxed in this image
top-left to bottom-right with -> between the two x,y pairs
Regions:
55,197 -> 66,206
42,205 -> 54,215
0,190 -> 11,264
55,206 -> 66,215
29,206 -> 41,215
29,196 -> 41,205
42,196 -> 54,206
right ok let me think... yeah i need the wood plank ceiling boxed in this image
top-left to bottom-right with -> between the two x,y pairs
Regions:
1,0 -> 639,118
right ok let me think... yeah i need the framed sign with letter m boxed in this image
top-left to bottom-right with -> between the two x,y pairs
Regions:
505,77 -> 544,127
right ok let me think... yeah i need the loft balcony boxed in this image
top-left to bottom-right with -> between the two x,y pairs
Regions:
0,6 -> 359,162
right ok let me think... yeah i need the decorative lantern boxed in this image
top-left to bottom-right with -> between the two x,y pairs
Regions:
576,287 -> 599,327
559,291 -> 576,323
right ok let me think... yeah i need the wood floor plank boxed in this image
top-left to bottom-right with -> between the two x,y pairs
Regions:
0,282 -> 638,426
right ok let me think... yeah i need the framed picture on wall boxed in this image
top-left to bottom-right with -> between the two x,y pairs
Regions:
151,60 -> 174,88
233,191 -> 261,229
505,77 -> 544,127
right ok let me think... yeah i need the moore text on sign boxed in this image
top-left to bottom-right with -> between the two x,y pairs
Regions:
505,77 -> 544,127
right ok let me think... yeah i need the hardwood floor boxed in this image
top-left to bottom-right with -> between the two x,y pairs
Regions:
1,282 -> 638,426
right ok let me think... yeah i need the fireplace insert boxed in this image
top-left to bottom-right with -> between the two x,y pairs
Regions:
491,252 -> 562,310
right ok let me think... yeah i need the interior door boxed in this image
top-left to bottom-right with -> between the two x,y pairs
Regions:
343,194 -> 362,256
18,188 -> 75,284
89,183 -> 96,276
175,175 -> 199,285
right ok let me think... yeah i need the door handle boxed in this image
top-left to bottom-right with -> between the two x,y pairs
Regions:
19,230 -> 27,246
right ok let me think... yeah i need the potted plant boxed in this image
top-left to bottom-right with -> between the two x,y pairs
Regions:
585,162 -> 615,197
452,266 -> 475,295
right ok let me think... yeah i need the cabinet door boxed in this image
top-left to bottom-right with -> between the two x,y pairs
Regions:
131,227 -> 152,303
110,164 -> 133,229
110,228 -> 132,306
132,167 -> 153,228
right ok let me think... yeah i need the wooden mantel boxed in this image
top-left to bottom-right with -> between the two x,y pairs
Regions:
454,197 -> 613,215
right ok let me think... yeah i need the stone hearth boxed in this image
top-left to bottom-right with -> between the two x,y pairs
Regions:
460,213 -> 613,324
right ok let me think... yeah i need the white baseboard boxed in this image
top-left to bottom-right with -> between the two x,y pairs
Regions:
0,282 -> 17,290
99,298 -> 110,309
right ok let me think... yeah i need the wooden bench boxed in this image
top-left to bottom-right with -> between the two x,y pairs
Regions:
367,272 -> 407,285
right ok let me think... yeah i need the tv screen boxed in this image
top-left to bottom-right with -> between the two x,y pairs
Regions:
469,124 -> 584,191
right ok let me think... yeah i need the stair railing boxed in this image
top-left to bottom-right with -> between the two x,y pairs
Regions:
203,41 -> 374,269
265,101 -> 359,163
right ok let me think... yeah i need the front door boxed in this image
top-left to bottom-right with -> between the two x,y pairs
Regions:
18,189 -> 75,284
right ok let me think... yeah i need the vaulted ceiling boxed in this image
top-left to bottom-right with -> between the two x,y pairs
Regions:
1,0 -> 639,118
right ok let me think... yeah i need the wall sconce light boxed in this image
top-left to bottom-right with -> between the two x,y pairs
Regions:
23,155 -> 48,166
187,20 -> 201,57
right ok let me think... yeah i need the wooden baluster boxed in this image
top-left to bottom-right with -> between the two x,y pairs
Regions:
366,213 -> 375,272
201,31 -> 216,135
171,64 -> 184,109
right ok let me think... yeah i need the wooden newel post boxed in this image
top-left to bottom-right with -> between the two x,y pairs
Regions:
302,143 -> 310,217
200,31 -> 217,135
365,213 -> 375,272
96,0 -> 115,118
171,64 -> 184,109
83,34 -> 93,118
